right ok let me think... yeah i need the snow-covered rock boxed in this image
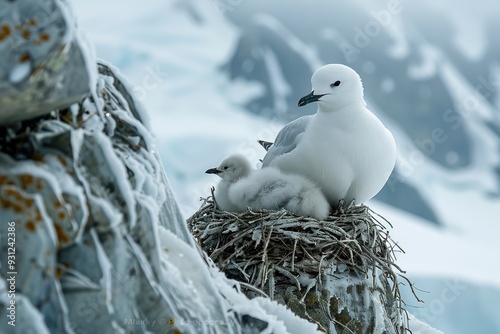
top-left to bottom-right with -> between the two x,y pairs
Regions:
0,3 -> 328,331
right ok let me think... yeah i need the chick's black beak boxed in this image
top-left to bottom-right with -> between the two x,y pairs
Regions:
298,91 -> 326,107
205,168 -> 221,175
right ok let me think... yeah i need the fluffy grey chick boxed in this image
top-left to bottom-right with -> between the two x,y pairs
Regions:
206,154 -> 330,220
205,154 -> 252,213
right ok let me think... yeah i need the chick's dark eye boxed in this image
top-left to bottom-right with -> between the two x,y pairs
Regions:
224,166 -> 229,170
331,80 -> 341,87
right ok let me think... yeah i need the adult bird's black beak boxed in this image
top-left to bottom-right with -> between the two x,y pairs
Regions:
205,168 -> 221,175
298,91 -> 326,107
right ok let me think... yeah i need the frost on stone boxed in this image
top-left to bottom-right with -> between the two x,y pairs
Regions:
0,60 -> 197,332
0,0 -> 94,124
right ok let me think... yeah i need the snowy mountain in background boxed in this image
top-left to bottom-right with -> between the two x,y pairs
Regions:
74,0 -> 500,333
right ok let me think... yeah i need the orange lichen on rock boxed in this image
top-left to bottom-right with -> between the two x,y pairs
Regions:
26,221 -> 36,232
25,197 -> 34,207
57,211 -> 66,220
0,185 -> 44,224
35,210 -> 42,222
0,176 -> 9,186
39,32 -> 50,42
0,195 -> 12,211
0,25 -> 11,41
54,223 -> 70,244
19,174 -> 34,189
3,187 -> 24,202
8,188 -> 32,209
19,53 -> 30,63
36,178 -> 44,190
55,155 -> 68,167
55,266 -> 63,278
21,29 -> 31,39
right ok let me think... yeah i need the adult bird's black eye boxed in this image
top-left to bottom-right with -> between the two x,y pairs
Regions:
331,80 -> 341,87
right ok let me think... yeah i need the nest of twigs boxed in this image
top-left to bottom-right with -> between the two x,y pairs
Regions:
188,191 -> 419,333
191,193 -> 417,290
